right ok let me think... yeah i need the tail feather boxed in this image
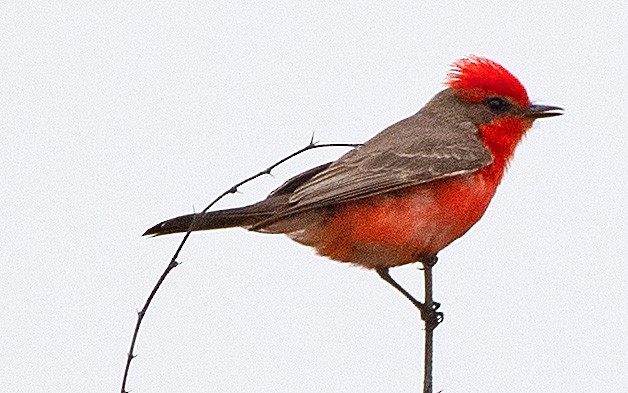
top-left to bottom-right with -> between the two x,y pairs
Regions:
144,162 -> 332,237
143,205 -> 272,236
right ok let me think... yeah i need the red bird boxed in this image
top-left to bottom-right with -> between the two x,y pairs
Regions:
145,56 -> 561,313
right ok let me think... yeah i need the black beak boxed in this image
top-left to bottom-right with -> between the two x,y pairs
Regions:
525,104 -> 563,119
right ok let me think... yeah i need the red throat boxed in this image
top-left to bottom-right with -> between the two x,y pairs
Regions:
478,117 -> 533,181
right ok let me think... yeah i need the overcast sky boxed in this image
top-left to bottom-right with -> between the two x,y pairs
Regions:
1,1 -> 627,392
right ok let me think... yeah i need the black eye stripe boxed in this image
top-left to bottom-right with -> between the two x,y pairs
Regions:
484,97 -> 512,114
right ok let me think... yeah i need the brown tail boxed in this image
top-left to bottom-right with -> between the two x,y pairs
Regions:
143,204 -> 272,236
144,162 -> 333,237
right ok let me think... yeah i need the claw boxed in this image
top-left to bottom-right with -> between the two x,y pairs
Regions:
435,311 -> 444,324
421,308 -> 444,328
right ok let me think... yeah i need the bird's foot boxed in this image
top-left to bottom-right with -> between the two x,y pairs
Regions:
420,302 -> 444,329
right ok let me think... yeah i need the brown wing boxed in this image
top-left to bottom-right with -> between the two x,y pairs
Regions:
292,120 -> 491,205
252,89 -> 494,229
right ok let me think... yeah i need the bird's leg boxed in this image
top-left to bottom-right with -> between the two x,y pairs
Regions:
377,264 -> 443,393
376,267 -> 427,313
375,259 -> 443,327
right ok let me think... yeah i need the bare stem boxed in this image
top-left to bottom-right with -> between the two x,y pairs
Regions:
120,141 -> 360,393
421,256 -> 440,393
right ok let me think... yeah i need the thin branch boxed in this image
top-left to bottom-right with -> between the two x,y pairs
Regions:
121,141 -> 360,393
420,256 -> 442,393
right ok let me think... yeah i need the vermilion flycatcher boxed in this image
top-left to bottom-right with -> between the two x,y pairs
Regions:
145,56 -> 562,314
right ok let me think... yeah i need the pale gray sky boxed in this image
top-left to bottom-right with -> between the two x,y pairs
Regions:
1,1 -> 627,392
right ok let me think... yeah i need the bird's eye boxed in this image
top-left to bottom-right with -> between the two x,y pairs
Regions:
484,97 -> 512,114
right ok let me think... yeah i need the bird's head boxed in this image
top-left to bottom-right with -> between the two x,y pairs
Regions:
443,56 -> 562,165
447,56 -> 562,124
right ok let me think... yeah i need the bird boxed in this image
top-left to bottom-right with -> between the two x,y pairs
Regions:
144,56 -> 562,317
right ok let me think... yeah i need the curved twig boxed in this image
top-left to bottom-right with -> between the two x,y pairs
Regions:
121,141 -> 360,393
